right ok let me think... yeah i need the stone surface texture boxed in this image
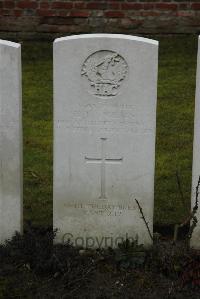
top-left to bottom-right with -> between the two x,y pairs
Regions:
53,34 -> 158,248
0,40 -> 23,243
191,36 -> 200,249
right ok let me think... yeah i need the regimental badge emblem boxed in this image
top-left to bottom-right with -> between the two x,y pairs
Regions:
81,50 -> 128,98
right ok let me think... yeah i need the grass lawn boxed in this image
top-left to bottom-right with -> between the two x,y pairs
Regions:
22,35 -> 197,229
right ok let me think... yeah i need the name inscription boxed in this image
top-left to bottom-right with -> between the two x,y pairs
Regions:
56,103 -> 153,134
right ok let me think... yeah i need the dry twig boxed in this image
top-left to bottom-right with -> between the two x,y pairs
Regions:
175,170 -> 185,205
135,198 -> 153,242
173,176 -> 200,242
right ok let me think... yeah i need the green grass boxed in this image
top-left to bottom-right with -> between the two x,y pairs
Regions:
22,36 -> 197,228
155,36 -> 197,225
22,42 -> 53,227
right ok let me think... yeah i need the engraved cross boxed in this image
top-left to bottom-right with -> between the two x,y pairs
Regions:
85,138 -> 123,199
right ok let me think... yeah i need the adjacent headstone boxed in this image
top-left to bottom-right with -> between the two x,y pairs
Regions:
0,40 -> 22,243
191,36 -> 200,249
53,34 -> 158,248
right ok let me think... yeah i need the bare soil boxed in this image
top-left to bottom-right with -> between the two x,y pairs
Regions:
0,226 -> 199,299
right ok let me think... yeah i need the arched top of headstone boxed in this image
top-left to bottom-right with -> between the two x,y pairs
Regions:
0,39 -> 20,48
54,34 -> 158,46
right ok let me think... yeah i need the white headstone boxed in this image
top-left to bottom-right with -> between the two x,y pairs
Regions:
0,40 -> 23,243
53,34 -> 158,248
191,36 -> 200,249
